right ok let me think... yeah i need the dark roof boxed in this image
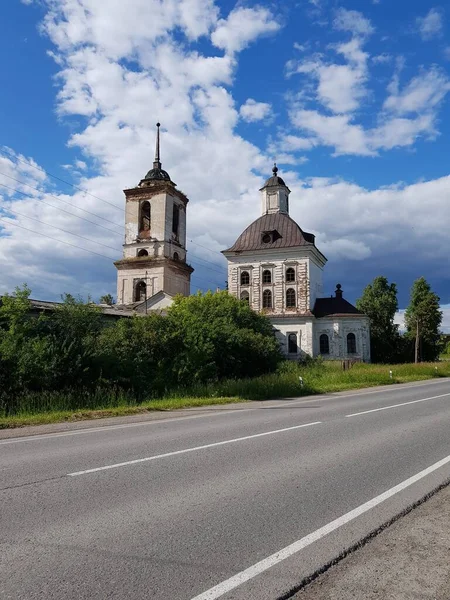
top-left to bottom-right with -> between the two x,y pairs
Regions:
260,163 -> 288,189
143,167 -> 171,181
224,212 -> 316,253
262,174 -> 286,188
313,296 -> 363,318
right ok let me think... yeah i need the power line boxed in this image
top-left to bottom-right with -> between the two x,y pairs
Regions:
0,182 -> 122,237
0,206 -> 120,253
0,172 -> 123,230
0,216 -> 117,261
188,237 -> 224,258
0,148 -> 124,212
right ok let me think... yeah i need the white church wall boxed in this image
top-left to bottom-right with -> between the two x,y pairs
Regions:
314,317 -> 371,362
309,261 -> 324,309
227,250 -> 322,315
270,318 -> 314,357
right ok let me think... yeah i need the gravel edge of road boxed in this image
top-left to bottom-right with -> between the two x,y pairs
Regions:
278,477 -> 450,600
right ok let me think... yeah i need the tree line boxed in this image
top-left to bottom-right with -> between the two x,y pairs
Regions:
0,287 -> 281,415
356,276 -> 443,363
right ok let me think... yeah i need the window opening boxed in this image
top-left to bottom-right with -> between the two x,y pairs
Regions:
240,290 -> 250,303
240,271 -> 250,285
263,270 -> 272,284
262,289 -> 272,309
347,333 -> 357,354
320,334 -> 330,355
135,281 -> 147,302
173,252 -> 179,260
286,288 -> 296,308
286,267 -> 295,282
288,333 -> 298,354
172,203 -> 180,236
140,201 -> 151,233
137,249 -> 148,257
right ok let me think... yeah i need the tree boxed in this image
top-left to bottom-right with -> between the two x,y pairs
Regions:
404,277 -> 442,363
99,294 -> 114,306
356,276 -> 401,363
165,291 -> 282,382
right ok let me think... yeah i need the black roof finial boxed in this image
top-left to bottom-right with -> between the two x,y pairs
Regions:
335,283 -> 343,298
153,122 -> 161,170
272,162 -> 278,175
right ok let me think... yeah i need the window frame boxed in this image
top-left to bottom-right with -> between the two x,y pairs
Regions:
347,332 -> 357,354
240,290 -> 250,304
135,280 -> 147,302
288,333 -> 298,354
240,270 -> 250,286
262,269 -> 272,284
286,288 -> 296,309
286,267 -> 296,283
319,333 -> 330,355
262,289 -> 272,309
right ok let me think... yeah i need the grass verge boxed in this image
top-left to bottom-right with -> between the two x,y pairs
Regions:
1,361 -> 449,429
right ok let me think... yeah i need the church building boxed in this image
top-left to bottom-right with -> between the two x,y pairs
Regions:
114,125 -> 370,361
115,124 -> 193,312
222,165 -> 371,361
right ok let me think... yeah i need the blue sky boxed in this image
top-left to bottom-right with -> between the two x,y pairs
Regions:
0,0 -> 449,329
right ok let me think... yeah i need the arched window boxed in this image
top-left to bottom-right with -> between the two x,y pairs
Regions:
240,290 -> 250,303
286,288 -> 296,308
263,269 -> 272,284
240,271 -> 250,285
263,289 -> 272,309
140,201 -> 151,233
137,249 -> 148,257
172,203 -> 180,236
135,281 -> 147,302
320,334 -> 330,355
286,267 -> 295,282
288,333 -> 298,354
347,333 -> 357,354
173,252 -> 179,260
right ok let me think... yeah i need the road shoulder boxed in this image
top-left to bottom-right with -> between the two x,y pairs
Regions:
292,482 -> 450,600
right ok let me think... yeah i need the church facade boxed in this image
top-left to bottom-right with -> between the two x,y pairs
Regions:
222,166 -> 371,361
115,124 -> 193,312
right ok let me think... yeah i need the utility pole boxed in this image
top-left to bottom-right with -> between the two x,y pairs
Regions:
415,317 -> 419,364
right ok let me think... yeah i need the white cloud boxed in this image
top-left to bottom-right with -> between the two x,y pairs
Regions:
416,8 -> 443,41
372,53 -> 392,65
383,67 -> 450,115
239,99 -> 272,123
211,6 -> 281,55
333,8 -> 374,37
289,37 -> 370,114
290,110 -> 373,155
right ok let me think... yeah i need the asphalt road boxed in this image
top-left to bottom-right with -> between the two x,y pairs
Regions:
1,378 -> 450,600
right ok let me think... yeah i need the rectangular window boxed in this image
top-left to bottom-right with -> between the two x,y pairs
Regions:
172,204 -> 180,236
288,333 -> 298,354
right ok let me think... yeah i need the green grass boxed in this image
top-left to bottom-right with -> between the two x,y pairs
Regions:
1,361 -> 449,429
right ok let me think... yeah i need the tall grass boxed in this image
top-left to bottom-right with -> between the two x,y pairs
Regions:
1,361 -> 449,428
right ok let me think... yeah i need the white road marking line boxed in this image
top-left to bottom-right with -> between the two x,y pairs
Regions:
1,377 -> 448,445
345,392 -> 450,418
67,421 -> 322,476
0,410 -> 257,446
189,454 -> 450,600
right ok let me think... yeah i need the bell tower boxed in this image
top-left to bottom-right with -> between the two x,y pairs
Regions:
115,123 -> 193,306
260,163 -> 290,215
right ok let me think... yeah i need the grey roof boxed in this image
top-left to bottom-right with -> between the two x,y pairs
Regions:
224,212 -> 317,253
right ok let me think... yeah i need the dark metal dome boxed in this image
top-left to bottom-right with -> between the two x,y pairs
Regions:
144,167 -> 171,181
262,163 -> 286,188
